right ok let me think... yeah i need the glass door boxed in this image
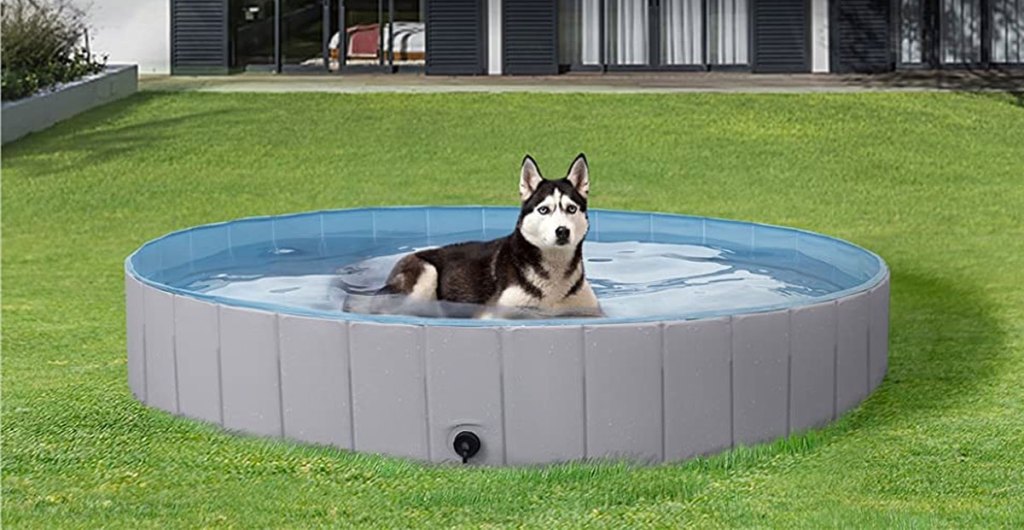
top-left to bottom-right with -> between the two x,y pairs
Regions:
659,0 -> 703,66
940,0 -> 983,65
280,0 -> 327,70
233,0 -> 425,73
336,0 -> 384,68
704,0 -> 748,66
232,0 -> 277,70
328,0 -> 424,72
606,0 -> 651,66
560,0 -> 749,70
559,0 -> 604,67
388,0 -> 426,67
659,0 -> 748,67
990,0 -> 1024,64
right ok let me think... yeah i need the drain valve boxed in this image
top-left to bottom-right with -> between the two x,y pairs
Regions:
453,431 -> 481,464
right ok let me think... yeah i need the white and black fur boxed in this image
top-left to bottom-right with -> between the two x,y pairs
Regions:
344,154 -> 602,319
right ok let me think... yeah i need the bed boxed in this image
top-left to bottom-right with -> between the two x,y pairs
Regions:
329,21 -> 425,63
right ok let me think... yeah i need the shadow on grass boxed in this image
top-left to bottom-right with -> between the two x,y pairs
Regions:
881,269 -> 1003,400
3,92 -> 234,174
841,68 -> 1024,108
809,266 -> 1011,446
697,267 -> 1010,463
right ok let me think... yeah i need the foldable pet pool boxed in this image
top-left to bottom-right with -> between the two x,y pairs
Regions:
125,206 -> 889,466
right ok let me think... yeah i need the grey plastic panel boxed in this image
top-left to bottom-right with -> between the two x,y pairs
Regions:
502,327 -> 585,465
868,275 -> 891,391
789,301 -> 837,432
425,327 -> 503,465
125,274 -> 146,402
836,291 -> 870,414
349,322 -> 428,460
584,324 -> 663,462
279,315 -> 351,448
126,268 -> 890,467
219,306 -> 282,437
663,318 -> 732,460
732,310 -> 789,445
143,287 -> 177,412
173,295 -> 222,424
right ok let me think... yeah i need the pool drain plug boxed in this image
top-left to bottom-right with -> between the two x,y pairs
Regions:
453,431 -> 481,464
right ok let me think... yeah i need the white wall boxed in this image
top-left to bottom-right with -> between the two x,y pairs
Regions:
811,0 -> 830,73
488,0 -> 502,74
88,0 -> 170,74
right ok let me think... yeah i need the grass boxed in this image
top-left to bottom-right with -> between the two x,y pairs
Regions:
2,91 -> 1023,528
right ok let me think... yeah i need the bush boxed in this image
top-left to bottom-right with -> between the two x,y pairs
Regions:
1,0 -> 105,101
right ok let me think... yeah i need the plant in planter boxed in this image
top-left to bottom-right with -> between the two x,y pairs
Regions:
1,0 -> 106,101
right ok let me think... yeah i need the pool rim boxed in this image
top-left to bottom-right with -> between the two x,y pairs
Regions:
125,205 -> 889,328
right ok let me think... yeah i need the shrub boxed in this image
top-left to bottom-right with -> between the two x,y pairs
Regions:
1,0 -> 105,101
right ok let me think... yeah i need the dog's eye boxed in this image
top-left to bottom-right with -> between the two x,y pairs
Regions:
537,206 -> 551,215
566,205 -> 578,214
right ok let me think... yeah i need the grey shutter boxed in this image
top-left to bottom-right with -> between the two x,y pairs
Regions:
504,0 -> 559,75
171,0 -> 229,75
426,0 -> 486,75
835,0 -> 892,72
752,0 -> 810,72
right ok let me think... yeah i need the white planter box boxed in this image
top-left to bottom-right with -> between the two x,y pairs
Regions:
2,64 -> 138,145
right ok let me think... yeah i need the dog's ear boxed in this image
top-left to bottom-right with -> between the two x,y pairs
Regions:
519,155 -> 543,201
566,153 -> 589,199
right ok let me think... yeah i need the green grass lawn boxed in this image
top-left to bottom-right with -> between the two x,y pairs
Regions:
3,91 -> 1023,528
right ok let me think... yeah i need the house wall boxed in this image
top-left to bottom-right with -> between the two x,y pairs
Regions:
488,0 -> 503,74
812,0 -> 830,72
90,0 -> 171,74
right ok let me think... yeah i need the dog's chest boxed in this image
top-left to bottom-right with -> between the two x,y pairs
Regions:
495,262 -> 596,310
524,264 -> 577,302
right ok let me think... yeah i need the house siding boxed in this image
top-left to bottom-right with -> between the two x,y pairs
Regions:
426,0 -> 487,75
149,0 -> 1022,76
503,0 -> 559,75
833,0 -> 892,73
753,0 -> 811,73
171,0 -> 229,75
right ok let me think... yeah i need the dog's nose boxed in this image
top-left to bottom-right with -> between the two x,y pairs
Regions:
555,226 -> 570,243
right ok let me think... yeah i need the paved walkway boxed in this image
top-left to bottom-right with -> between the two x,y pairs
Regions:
140,69 -> 1024,94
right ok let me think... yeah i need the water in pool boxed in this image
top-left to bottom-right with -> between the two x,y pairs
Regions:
167,232 -> 857,320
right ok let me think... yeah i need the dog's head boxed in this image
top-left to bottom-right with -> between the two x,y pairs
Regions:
517,154 -> 590,250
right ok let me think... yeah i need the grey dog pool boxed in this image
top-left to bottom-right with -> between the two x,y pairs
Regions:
125,206 -> 889,465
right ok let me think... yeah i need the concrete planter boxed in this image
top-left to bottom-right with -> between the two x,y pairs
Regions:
1,64 -> 138,145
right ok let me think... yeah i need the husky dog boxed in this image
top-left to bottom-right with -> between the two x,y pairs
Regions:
344,154 -> 602,319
